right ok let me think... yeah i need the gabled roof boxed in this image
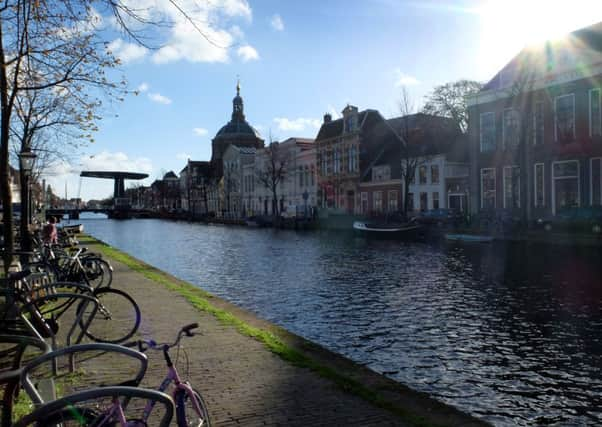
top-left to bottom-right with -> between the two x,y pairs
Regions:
163,171 -> 178,179
315,111 -> 372,140
482,21 -> 602,92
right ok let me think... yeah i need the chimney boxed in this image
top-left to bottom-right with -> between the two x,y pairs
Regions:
323,113 -> 332,123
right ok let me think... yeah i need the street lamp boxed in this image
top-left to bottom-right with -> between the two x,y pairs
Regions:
18,148 -> 36,251
18,149 -> 36,175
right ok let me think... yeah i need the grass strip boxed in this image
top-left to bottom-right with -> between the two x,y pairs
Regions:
80,235 -> 435,426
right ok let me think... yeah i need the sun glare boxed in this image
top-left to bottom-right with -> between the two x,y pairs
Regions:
477,0 -> 602,78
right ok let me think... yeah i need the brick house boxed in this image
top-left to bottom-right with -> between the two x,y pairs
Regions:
358,114 -> 464,217
315,105 -> 400,214
468,22 -> 602,222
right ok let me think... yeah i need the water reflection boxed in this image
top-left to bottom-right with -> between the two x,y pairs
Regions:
80,218 -> 602,426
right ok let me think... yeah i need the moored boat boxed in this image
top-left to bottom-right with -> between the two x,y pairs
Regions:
61,224 -> 84,233
353,221 -> 423,239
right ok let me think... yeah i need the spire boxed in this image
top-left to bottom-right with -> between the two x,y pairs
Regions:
232,78 -> 245,121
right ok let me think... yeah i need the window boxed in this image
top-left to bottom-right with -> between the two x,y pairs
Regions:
304,166 -> 310,188
591,158 -> 601,205
555,94 -> 575,143
552,160 -> 580,213
299,166 -> 303,187
534,101 -> 544,145
420,192 -> 428,211
333,150 -> 340,174
361,192 -> 368,213
503,109 -> 519,148
534,163 -> 545,207
348,145 -> 357,172
310,166 -> 315,186
590,89 -> 601,137
432,192 -> 439,209
419,165 -> 427,184
480,112 -> 496,152
481,168 -> 496,209
503,166 -> 520,209
388,190 -> 398,211
431,165 -> 439,184
345,116 -> 354,133
373,191 -> 382,212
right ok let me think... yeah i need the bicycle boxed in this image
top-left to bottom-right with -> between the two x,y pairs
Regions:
130,323 -> 211,427
4,259 -> 140,345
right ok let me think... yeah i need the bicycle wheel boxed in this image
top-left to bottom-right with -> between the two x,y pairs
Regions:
82,257 -> 113,289
175,387 -> 211,427
78,288 -> 141,343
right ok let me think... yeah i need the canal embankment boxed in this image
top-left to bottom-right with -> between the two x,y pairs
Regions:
81,235 -> 487,426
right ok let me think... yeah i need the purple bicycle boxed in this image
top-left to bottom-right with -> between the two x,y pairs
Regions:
135,323 -> 211,427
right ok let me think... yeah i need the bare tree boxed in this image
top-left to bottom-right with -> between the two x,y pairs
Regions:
397,87 -> 433,217
422,79 -> 483,132
256,138 -> 288,217
9,73 -> 100,249
505,68 -> 539,226
0,0 -> 229,271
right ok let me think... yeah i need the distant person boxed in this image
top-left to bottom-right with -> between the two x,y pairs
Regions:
42,216 -> 58,244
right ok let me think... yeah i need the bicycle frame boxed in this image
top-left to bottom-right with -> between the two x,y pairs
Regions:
141,363 -> 203,424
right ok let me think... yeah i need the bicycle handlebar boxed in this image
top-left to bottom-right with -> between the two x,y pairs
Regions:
131,323 -> 200,353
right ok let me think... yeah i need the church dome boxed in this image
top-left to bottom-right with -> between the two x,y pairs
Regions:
215,121 -> 262,138
214,80 -> 262,140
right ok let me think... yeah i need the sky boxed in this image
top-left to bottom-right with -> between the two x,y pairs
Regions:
41,0 -> 602,201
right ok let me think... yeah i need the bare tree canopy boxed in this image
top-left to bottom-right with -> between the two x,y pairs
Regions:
0,0 -> 227,270
256,138 -> 288,217
421,79 -> 483,132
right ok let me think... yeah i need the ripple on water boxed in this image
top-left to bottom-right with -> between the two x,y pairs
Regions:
80,218 -> 602,427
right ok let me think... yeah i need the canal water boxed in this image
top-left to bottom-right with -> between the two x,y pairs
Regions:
77,216 -> 602,426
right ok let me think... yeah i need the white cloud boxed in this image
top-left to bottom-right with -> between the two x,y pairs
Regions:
394,69 -> 420,87
81,152 -> 153,173
107,38 -> 148,64
176,152 -> 191,161
193,127 -> 208,136
273,117 -> 321,132
128,0 -> 254,64
148,92 -> 172,105
270,14 -> 284,31
237,45 -> 259,62
137,82 -> 149,93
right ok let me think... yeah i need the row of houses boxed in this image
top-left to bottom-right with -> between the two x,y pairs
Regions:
128,105 -> 467,220
130,22 -> 602,225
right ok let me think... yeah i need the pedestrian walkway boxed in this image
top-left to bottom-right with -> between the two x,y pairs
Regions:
85,238 -> 487,427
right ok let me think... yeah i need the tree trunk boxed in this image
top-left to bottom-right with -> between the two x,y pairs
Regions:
0,17 -> 14,274
403,177 -> 410,218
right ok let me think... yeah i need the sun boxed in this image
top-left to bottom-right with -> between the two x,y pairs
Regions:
476,0 -> 602,78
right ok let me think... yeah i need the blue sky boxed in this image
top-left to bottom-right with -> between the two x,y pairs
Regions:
44,0 -> 602,200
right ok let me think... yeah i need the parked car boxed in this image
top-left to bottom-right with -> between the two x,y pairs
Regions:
413,208 -> 463,226
536,206 -> 602,234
